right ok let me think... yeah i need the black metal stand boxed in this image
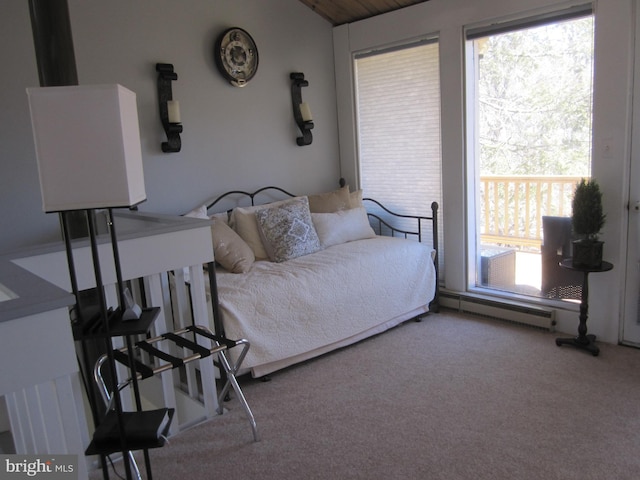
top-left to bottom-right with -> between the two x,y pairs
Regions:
63,209 -> 169,480
555,259 -> 613,356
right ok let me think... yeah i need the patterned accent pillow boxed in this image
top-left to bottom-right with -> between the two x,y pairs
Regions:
255,197 -> 321,262
231,198 -> 300,260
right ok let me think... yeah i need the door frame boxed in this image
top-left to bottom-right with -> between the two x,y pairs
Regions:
620,0 -> 640,347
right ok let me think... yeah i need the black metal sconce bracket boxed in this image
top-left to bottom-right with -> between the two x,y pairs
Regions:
156,63 -> 182,153
290,72 -> 313,146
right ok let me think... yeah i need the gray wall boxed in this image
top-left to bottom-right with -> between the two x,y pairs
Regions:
0,0 -> 338,253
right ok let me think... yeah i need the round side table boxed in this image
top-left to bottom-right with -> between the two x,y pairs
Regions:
555,259 -> 613,356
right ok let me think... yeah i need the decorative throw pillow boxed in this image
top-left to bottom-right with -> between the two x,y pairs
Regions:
307,185 -> 352,213
210,218 -> 255,273
255,197 -> 321,262
311,207 -> 376,248
231,198 -> 300,260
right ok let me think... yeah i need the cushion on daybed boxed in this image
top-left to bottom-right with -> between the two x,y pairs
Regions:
255,197 -> 321,262
231,197 -> 297,260
185,204 -> 253,272
185,204 -> 208,219
311,207 -> 375,248
211,218 -> 255,273
307,185 -> 352,213
350,189 -> 363,208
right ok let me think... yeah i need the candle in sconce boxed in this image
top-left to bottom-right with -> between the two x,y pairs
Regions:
167,100 -> 181,123
299,102 -> 313,122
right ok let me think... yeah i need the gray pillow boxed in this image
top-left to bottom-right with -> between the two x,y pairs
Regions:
255,197 -> 321,262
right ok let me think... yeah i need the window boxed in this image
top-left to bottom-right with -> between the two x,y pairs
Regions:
465,6 -> 594,299
354,39 -> 443,274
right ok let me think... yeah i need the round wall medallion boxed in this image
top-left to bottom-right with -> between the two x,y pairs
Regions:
214,27 -> 259,87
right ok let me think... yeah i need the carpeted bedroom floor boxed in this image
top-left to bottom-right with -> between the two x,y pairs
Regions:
91,309 -> 640,480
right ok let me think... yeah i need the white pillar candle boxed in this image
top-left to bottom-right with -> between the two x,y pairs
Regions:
300,102 -> 312,122
167,100 -> 181,123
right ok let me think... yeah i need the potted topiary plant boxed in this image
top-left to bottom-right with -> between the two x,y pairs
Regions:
571,178 -> 606,268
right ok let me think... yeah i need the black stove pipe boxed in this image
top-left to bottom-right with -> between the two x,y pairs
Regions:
28,0 -> 78,87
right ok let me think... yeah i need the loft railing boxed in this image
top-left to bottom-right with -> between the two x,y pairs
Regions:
479,175 -> 582,250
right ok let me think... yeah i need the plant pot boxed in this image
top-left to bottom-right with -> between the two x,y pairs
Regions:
572,239 -> 603,269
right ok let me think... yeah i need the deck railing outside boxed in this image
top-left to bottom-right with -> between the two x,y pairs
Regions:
479,175 -> 582,250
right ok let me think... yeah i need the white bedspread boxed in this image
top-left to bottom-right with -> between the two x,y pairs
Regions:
215,235 -> 436,377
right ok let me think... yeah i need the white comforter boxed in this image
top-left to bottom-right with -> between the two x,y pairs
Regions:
215,235 -> 436,377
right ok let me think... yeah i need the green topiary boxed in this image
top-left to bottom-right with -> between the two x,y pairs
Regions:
571,178 -> 605,241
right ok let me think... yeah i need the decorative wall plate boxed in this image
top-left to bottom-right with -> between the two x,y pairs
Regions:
214,27 -> 259,87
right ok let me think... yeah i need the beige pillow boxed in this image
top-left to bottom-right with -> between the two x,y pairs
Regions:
231,197 -> 301,260
349,189 -> 363,208
308,185 -> 352,213
311,207 -> 376,248
210,211 -> 230,225
211,218 -> 254,273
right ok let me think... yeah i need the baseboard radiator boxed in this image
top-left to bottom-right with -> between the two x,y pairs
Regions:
440,291 -> 556,331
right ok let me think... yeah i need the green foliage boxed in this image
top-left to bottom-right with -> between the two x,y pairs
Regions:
571,178 -> 605,240
477,16 -> 594,176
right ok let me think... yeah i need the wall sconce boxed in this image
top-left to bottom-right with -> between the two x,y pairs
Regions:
156,63 -> 182,153
290,72 -> 313,146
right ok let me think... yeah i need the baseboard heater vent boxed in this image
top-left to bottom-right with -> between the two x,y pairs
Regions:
440,291 -> 556,331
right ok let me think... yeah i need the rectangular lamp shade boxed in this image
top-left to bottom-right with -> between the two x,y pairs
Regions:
27,84 -> 147,212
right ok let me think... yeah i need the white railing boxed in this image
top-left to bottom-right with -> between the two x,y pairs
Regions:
480,175 -> 582,249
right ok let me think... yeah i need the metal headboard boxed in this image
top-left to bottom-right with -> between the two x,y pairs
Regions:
206,186 -> 297,212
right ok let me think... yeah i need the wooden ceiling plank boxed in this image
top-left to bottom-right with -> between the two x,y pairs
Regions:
297,0 -> 430,26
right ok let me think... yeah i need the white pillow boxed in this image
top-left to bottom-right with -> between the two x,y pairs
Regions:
311,207 -> 376,248
231,197 -> 302,260
184,204 -> 228,224
184,204 -> 208,219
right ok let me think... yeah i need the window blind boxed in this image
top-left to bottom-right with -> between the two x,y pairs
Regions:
466,4 -> 592,40
354,40 -> 444,273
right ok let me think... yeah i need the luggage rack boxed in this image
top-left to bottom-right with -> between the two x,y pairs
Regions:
94,324 -> 259,443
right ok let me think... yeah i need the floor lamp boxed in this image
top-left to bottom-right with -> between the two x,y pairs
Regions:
27,84 -> 156,480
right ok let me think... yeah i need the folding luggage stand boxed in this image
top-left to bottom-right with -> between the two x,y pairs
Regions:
94,324 -> 259,448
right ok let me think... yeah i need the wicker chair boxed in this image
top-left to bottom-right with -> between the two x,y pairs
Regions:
541,216 -> 582,300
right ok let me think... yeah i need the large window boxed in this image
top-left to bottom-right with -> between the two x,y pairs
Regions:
354,39 -> 443,273
465,6 -> 594,299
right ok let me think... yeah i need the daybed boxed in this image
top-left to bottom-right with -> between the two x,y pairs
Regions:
187,183 -> 439,378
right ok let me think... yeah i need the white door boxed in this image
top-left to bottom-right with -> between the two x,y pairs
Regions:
621,6 -> 640,346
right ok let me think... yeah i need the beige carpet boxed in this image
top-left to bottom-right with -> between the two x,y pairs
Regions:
93,310 -> 640,479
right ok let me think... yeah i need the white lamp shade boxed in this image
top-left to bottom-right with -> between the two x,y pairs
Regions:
27,84 -> 147,212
